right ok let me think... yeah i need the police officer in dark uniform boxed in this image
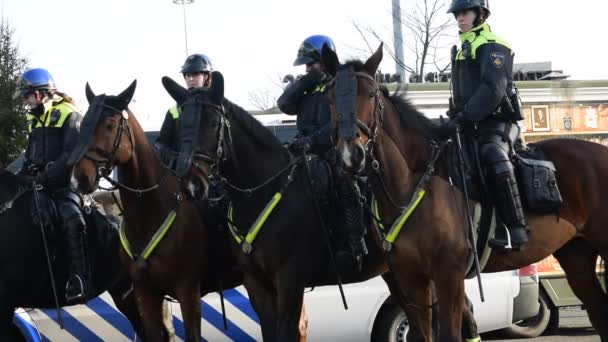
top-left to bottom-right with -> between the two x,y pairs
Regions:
156,53 -> 214,170
445,0 -> 528,251
277,35 -> 367,271
14,68 -> 88,303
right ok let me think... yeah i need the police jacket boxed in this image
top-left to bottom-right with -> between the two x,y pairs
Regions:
451,23 -> 516,123
156,106 -> 180,151
277,71 -> 333,155
22,96 -> 81,188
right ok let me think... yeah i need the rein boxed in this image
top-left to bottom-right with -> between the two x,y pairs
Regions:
0,183 -> 39,215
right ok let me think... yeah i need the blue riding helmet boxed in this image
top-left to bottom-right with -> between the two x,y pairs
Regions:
447,0 -> 490,16
293,35 -> 336,66
180,54 -> 214,74
14,68 -> 56,99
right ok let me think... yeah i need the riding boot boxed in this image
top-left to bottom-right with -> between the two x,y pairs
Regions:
65,216 -> 88,304
488,170 -> 528,252
334,175 -> 367,273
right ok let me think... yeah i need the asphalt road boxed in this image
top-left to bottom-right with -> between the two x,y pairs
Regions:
483,308 -> 599,342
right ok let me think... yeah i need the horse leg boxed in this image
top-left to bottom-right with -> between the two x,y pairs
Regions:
554,238 -> 608,341
382,273 -> 438,341
243,274 -> 278,341
0,289 -> 16,342
133,282 -> 168,342
388,269 -> 434,342
176,280 -> 202,342
275,269 -> 304,342
461,295 -> 480,342
434,265 -> 465,342
108,276 -> 146,338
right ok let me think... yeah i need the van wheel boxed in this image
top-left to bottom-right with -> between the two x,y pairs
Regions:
502,291 -> 553,338
371,305 -> 409,342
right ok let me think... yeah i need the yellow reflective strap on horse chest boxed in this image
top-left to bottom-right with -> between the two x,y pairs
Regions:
119,221 -> 134,260
385,189 -> 426,243
141,210 -> 177,259
465,338 -> 481,342
245,192 -> 282,244
227,204 -> 244,243
118,211 -> 177,260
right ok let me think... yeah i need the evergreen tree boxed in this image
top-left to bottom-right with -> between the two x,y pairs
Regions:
0,20 -> 28,168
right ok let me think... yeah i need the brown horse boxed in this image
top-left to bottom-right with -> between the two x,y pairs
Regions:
323,44 -> 608,342
69,81 -> 241,342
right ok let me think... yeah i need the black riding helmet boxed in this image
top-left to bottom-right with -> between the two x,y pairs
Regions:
447,0 -> 490,17
180,54 -> 213,74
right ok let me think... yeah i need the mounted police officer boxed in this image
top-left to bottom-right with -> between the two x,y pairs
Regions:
14,68 -> 88,303
277,35 -> 367,272
444,0 -> 528,251
156,53 -> 214,171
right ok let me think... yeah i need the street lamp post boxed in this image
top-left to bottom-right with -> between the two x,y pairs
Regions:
172,0 -> 194,56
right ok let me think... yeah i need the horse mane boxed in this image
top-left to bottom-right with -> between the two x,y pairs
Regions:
221,98 -> 285,152
343,60 -> 440,140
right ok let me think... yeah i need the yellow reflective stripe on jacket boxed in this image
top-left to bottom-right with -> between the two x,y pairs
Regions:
26,100 -> 76,132
303,83 -> 327,95
457,23 -> 512,61
169,105 -> 180,119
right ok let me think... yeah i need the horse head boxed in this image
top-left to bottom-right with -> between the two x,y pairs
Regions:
161,72 -> 226,198
322,43 -> 384,174
69,80 -> 137,194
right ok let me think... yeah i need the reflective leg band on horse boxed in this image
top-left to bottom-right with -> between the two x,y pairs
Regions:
119,210 -> 177,260
227,192 -> 283,254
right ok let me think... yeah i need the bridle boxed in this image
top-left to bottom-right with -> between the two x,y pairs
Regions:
184,98 -> 232,173
332,68 -> 385,163
83,102 -> 134,180
81,101 -> 164,195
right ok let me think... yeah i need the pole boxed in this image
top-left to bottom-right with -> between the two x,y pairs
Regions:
391,0 -> 406,83
454,129 -> 485,302
32,182 -> 64,328
181,0 -> 189,56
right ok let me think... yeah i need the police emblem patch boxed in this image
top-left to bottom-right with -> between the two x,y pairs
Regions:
50,109 -> 61,124
490,52 -> 505,69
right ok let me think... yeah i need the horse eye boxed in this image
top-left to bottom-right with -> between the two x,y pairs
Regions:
368,91 -> 375,98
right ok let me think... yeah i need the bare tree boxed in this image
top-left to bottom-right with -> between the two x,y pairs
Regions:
400,0 -> 454,82
248,89 -> 276,112
352,0 -> 455,83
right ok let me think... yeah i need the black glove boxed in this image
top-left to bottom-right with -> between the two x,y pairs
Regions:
438,112 -> 465,139
289,136 -> 312,154
35,171 -> 48,184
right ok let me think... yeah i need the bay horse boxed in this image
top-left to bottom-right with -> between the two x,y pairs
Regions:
69,81 -> 241,341
324,43 -> 608,341
160,73 -> 482,342
0,169 -> 143,340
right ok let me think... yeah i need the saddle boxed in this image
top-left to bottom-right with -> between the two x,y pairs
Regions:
447,134 -> 562,276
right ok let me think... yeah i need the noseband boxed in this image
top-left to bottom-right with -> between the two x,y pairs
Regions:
83,104 -> 134,181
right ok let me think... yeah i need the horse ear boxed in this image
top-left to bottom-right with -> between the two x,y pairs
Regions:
116,80 -> 137,108
321,43 -> 339,77
162,76 -> 188,104
209,71 -> 224,105
363,43 -> 384,76
85,82 -> 95,104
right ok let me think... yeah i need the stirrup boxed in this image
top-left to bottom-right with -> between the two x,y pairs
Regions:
66,275 -> 86,304
488,224 -> 513,252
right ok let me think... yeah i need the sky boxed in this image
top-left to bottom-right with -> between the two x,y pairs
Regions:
4,0 -> 608,131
